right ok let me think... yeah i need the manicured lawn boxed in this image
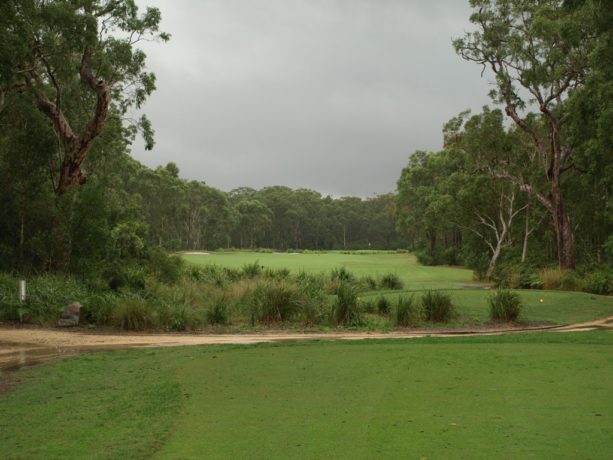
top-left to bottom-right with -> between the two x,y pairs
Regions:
2,332 -> 613,459
182,251 -> 476,290
367,289 -> 613,325
183,251 -> 613,326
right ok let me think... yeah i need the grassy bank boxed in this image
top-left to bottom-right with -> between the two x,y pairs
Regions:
2,251 -> 612,330
182,251 -> 475,290
1,331 -> 612,459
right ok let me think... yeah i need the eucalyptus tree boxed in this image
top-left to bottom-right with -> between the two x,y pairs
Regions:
0,0 -> 168,195
454,0 -> 600,269
235,199 -> 273,249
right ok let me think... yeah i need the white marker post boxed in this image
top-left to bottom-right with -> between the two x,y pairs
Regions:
19,280 -> 26,302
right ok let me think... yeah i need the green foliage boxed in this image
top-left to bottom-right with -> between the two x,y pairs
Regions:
241,260 -> 263,278
493,263 -> 543,289
206,297 -> 229,326
334,281 -> 362,326
112,298 -> 153,331
421,290 -> 454,323
489,289 -> 522,322
3,334 -> 613,458
379,273 -> 404,290
331,266 -> 355,283
249,280 -> 301,324
376,295 -> 391,315
395,295 -> 423,327
582,270 -> 613,295
148,247 -> 185,284
538,268 -> 559,290
360,275 -> 379,290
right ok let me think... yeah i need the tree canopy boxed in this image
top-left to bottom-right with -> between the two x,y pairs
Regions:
0,0 -> 168,194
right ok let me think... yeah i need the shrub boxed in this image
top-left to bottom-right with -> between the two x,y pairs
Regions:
538,268 -> 564,290
359,275 -> 378,290
376,295 -> 391,315
558,270 -> 581,291
241,260 -> 262,278
263,267 -> 291,280
148,248 -> 185,284
395,295 -> 423,327
582,270 -> 613,295
104,263 -> 146,291
335,281 -> 362,326
223,267 -> 242,282
379,273 -> 404,290
199,264 -> 230,287
112,298 -> 153,331
331,266 -> 355,283
165,303 -> 198,331
489,289 -> 522,322
361,299 -> 376,314
421,290 -> 454,322
186,265 -> 206,281
206,297 -> 229,325
250,280 -> 300,324
83,292 -> 117,325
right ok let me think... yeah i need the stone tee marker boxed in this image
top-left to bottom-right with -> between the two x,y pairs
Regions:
57,302 -> 83,327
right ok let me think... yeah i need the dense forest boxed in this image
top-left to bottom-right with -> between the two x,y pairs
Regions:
0,1 -> 402,279
0,0 -> 611,286
397,0 -> 612,279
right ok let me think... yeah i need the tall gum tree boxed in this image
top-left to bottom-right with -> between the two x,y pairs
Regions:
453,0 -> 598,269
0,0 -> 168,195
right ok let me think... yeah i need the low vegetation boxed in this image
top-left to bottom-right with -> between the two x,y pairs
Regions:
2,332 -> 612,459
488,289 -> 522,322
2,252 -> 613,331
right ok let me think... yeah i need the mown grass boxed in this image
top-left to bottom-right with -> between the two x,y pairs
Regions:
1,331 -> 612,459
182,251 -> 475,290
364,289 -> 613,326
183,251 -> 613,326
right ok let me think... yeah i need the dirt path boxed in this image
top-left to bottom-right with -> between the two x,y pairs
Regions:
1,317 -> 612,372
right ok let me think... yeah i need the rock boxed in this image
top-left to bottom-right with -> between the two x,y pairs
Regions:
57,302 -> 82,327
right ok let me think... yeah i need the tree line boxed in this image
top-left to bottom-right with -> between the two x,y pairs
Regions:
0,0 -> 611,282
396,0 -> 612,277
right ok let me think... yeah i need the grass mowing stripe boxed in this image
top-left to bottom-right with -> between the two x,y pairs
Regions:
0,349 -> 183,460
153,332 -> 613,459
2,332 -> 612,459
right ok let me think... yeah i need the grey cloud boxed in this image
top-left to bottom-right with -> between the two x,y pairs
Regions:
133,0 -> 492,196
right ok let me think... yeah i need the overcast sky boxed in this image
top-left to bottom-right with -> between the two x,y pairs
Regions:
132,0 -> 492,197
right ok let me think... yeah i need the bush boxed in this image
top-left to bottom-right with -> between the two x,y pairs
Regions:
376,295 -> 391,315
492,262 -> 542,289
241,260 -> 262,278
379,273 -> 404,290
558,270 -> 581,291
263,267 -> 291,280
331,266 -> 355,283
112,298 -> 153,330
83,292 -> 117,325
395,295 -> 423,327
164,303 -> 198,331
538,268 -> 564,290
335,281 -> 362,326
361,299 -> 376,314
359,275 -> 378,290
582,270 -> 613,295
250,280 -> 301,324
421,290 -> 454,322
206,297 -> 229,325
148,247 -> 184,284
489,289 -> 522,322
